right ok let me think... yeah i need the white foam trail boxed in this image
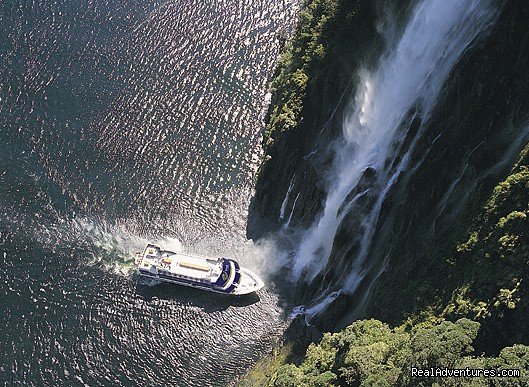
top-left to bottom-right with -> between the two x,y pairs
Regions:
292,0 -> 497,288
67,217 -> 156,275
156,236 -> 183,253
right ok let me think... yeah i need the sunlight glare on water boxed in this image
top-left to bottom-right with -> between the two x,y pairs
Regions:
0,0 -> 297,385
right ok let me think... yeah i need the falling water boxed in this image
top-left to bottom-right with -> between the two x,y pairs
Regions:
279,175 -> 296,221
291,0 -> 499,318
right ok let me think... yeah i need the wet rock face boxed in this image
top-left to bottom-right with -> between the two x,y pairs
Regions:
366,0 -> 529,323
246,130 -> 327,239
247,0 -> 388,240
250,0 -> 529,342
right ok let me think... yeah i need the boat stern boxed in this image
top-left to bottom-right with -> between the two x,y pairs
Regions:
134,252 -> 143,265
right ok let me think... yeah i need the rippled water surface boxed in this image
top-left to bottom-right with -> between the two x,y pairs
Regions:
0,1 -> 296,385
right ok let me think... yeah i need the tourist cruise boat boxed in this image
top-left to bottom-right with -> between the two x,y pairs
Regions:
135,244 -> 264,295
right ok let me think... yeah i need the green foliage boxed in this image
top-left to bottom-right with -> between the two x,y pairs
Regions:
303,335 -> 338,374
369,140 -> 529,349
264,0 -> 339,148
257,0 -> 382,195
251,1 -> 529,385
492,285 -> 520,312
498,344 -> 529,372
268,319 -> 529,386
259,142 -> 529,385
239,344 -> 296,387
338,320 -> 409,385
410,319 -> 479,368
307,371 -> 338,386
271,364 -> 304,387
443,287 -> 490,319
456,231 -> 479,253
443,144 -> 529,326
484,167 -> 529,220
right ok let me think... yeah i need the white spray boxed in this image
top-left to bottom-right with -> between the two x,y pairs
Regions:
291,0 -> 498,317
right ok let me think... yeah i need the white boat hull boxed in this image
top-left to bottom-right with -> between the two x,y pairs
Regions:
135,244 -> 264,295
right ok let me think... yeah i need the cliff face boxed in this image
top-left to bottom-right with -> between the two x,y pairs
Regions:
247,0 -> 397,238
255,146 -> 529,385
249,0 -> 529,357
363,0 -> 529,344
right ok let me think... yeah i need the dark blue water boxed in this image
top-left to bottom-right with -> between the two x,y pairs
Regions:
0,1 -> 296,385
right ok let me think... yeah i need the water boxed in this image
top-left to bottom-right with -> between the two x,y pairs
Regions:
290,0 -> 499,321
0,0 -> 296,385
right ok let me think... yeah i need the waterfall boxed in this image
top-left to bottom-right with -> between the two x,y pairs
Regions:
290,0 -> 499,317
279,175 -> 296,221
285,192 -> 300,229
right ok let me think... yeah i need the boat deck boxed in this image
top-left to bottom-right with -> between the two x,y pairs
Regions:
136,244 -> 264,294
139,247 -> 223,282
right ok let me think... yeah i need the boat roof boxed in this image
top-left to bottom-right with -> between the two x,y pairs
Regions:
140,246 -> 225,282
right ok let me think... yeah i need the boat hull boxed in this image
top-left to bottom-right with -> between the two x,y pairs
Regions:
137,269 -> 264,295
135,244 -> 264,295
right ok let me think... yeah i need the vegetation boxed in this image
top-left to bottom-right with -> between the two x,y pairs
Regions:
362,0 -> 529,337
247,0 -> 529,385
269,319 -> 529,386
441,144 -> 529,347
256,0 -> 386,177
253,143 -> 529,386
264,0 -> 338,148
239,344 -> 294,387
250,0 -> 388,234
